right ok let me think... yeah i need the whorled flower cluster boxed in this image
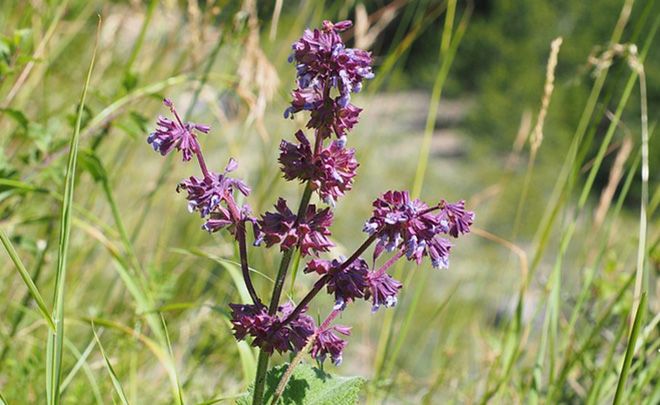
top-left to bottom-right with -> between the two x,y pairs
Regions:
229,302 -> 315,354
146,20 -> 474,374
279,130 -> 358,205
257,198 -> 334,256
363,191 -> 474,269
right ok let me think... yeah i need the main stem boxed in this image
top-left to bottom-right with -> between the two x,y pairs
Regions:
252,183 -> 314,405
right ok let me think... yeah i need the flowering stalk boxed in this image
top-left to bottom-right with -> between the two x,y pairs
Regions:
148,98 -> 261,306
146,19 -> 473,405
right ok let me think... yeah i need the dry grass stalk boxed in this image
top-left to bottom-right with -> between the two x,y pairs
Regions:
530,37 -> 563,155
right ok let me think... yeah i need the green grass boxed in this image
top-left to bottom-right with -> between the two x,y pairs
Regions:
0,0 -> 657,404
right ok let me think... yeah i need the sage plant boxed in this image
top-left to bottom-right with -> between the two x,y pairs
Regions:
147,20 -> 473,404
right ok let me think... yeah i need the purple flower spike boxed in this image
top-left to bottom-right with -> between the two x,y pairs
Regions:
259,199 -> 334,256
311,324 -> 351,366
147,99 -> 209,161
286,20 -> 373,140
366,271 -> 402,312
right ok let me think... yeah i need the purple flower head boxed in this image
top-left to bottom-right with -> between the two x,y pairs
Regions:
279,130 -> 315,181
305,257 -> 369,307
279,131 -> 358,205
364,191 -> 472,269
177,158 -> 252,236
258,198 -> 334,256
286,20 -> 373,140
229,302 -> 315,354
365,270 -> 403,312
177,160 -> 249,216
147,99 -> 210,161
363,191 -> 433,254
440,199 -> 475,237
310,324 -> 351,366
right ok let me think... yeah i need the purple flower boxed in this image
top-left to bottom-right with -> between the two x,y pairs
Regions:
364,191 -> 473,269
258,198 -> 334,256
440,200 -> 475,237
363,190 -> 435,254
305,258 -> 369,307
177,158 -> 252,235
307,99 -> 363,140
304,258 -> 333,275
314,141 -> 358,205
202,203 -> 255,236
229,302 -> 315,354
279,302 -> 316,351
279,130 -> 316,181
311,324 -> 351,366
147,99 -> 210,161
279,131 -> 358,205
365,270 -> 402,312
286,20 -> 373,140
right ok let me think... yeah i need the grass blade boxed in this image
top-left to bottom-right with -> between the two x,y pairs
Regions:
92,325 -> 130,405
613,292 -> 647,404
61,337 -> 104,404
160,315 -> 184,404
0,228 -> 55,330
46,15 -> 101,405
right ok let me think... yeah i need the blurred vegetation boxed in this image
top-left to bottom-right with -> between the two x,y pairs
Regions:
0,0 -> 658,404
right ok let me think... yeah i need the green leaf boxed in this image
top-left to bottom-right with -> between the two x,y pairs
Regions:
237,363 -> 366,405
0,228 -> 55,331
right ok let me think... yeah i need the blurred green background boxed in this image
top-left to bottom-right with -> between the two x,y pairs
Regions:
0,0 -> 658,403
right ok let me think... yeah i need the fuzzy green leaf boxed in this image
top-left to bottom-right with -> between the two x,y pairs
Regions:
237,363 -> 365,405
